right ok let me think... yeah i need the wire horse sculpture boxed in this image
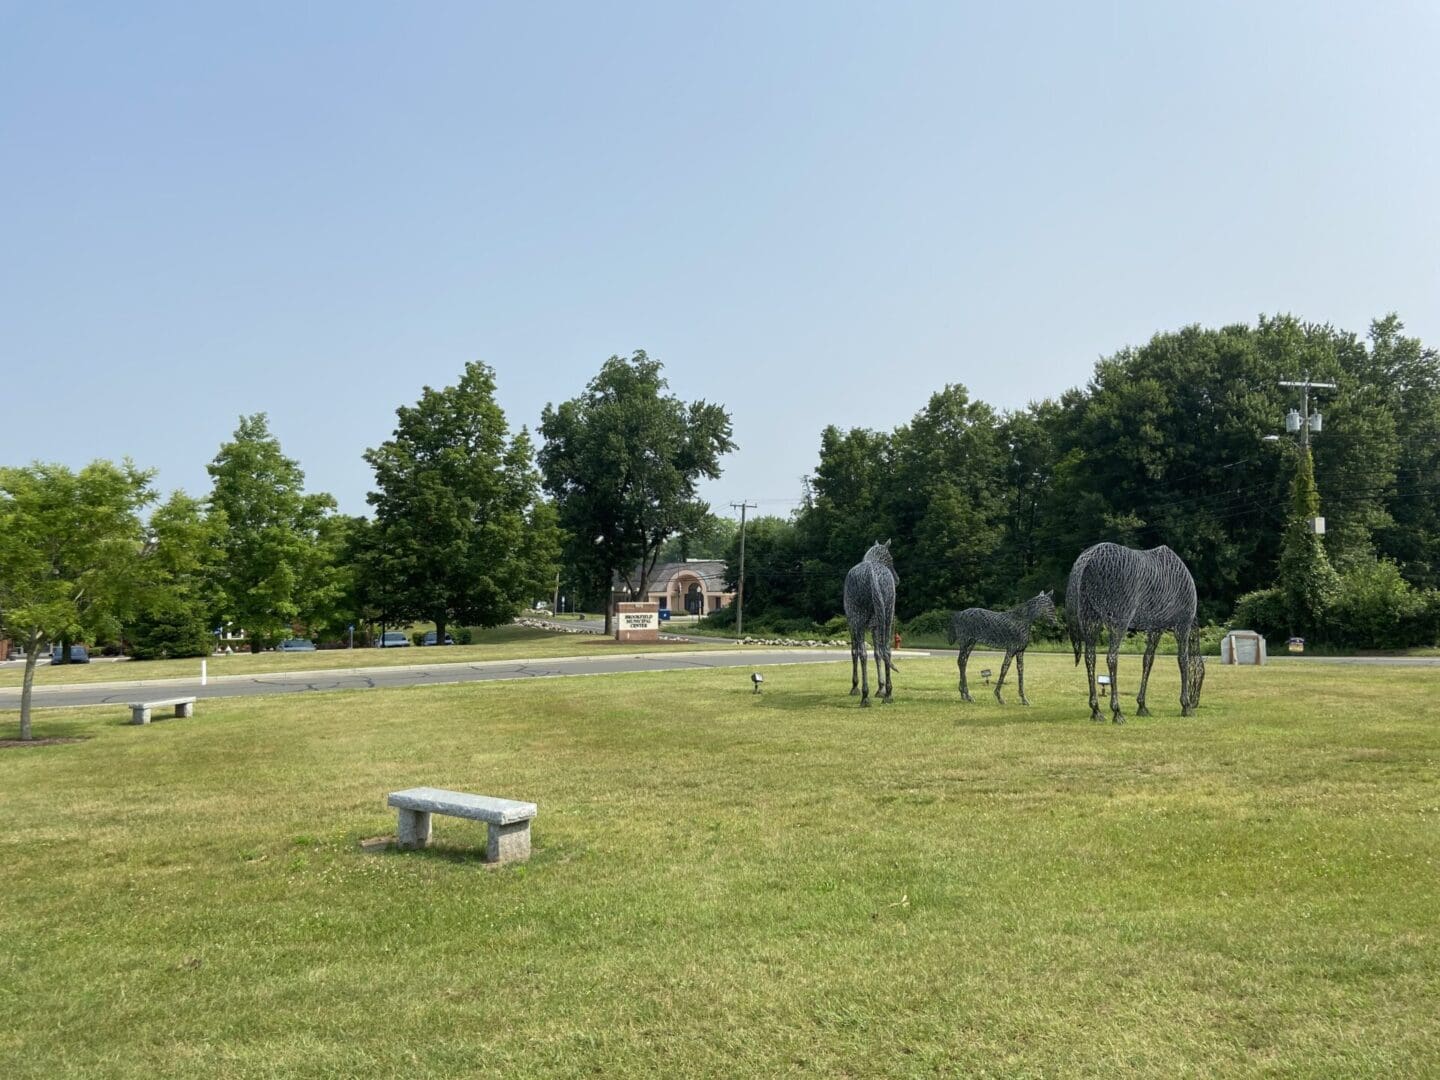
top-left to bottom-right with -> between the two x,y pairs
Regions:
1066,542 -> 1201,722
948,591 -> 1058,705
843,540 -> 898,706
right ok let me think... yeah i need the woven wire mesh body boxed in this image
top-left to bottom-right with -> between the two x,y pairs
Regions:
843,541 -> 898,705
1066,542 -> 1200,721
947,592 -> 1057,705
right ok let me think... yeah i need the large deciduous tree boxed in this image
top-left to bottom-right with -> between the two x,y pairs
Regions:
363,362 -> 559,643
539,352 -> 735,634
0,461 -> 153,739
207,414 -> 337,651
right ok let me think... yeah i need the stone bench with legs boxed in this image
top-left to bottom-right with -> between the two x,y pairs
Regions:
128,696 -> 197,725
387,787 -> 538,865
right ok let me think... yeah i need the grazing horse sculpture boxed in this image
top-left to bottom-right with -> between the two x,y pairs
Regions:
948,591 -> 1059,705
1066,542 -> 1200,722
844,540 -> 898,706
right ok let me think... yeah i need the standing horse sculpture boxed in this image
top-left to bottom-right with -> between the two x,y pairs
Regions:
1066,542 -> 1200,722
844,540 -> 898,706
948,592 -> 1058,705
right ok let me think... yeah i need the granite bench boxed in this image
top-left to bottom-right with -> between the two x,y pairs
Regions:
387,787 -> 538,865
128,696 -> 196,725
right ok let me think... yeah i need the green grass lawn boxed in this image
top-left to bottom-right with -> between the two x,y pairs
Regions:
2,654 -> 1436,1077
0,624 -> 731,688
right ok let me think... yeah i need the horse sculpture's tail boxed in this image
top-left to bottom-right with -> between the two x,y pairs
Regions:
871,565 -> 899,670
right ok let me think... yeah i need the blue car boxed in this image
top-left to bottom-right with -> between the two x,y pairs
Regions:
50,645 -> 90,664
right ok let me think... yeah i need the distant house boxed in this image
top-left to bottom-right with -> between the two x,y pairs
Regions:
613,559 -> 734,616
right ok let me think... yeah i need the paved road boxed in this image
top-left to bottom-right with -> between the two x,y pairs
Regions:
0,648 -> 871,711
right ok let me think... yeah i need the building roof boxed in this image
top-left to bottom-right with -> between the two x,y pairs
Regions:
615,559 -> 731,594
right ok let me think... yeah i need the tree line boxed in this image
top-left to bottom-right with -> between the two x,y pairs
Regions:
715,314 -> 1440,648
0,353 -> 732,738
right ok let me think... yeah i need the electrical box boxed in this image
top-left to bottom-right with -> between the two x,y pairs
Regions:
1308,412 -> 1323,433
1285,409 -> 1302,433
1310,516 -> 1325,535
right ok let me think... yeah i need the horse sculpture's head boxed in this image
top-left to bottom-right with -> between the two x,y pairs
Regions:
1031,589 -> 1060,626
864,540 -> 896,577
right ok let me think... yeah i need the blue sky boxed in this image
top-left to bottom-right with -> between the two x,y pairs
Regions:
2,2 -> 1436,517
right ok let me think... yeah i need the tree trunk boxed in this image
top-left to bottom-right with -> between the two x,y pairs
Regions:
435,618 -> 447,647
19,630 -> 41,740
250,636 -> 262,654
56,633 -> 72,665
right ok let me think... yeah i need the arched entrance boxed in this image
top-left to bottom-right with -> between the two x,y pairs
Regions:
684,582 -> 704,615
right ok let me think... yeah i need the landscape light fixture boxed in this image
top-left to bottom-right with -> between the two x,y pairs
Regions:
751,672 -> 763,693
980,668 -> 992,686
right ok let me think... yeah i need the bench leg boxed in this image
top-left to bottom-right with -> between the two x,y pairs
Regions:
175,702 -> 193,718
396,808 -> 432,849
131,707 -> 151,726
486,821 -> 531,865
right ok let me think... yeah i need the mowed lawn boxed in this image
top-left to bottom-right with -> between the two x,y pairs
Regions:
1,655 -> 1436,1077
0,624 -> 730,689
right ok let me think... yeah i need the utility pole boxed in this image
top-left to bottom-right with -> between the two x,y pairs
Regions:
730,501 -> 757,637
1273,373 -> 1338,536
1278,374 -> 1337,453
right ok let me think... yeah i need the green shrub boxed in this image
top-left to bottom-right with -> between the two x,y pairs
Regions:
1230,588 -> 1288,640
128,603 -> 212,661
455,627 -> 474,645
1327,561 -> 1427,650
900,609 -> 953,642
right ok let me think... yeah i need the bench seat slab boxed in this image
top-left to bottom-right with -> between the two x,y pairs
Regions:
387,787 -> 537,825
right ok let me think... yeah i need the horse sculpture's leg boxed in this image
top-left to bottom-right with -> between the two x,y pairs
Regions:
958,644 -> 973,702
1084,637 -> 1102,722
995,649 -> 1014,705
857,627 -> 871,707
876,624 -> 893,703
1177,626 -> 1194,717
1107,630 -> 1125,724
849,625 -> 861,696
1016,649 -> 1029,706
1136,631 -> 1160,717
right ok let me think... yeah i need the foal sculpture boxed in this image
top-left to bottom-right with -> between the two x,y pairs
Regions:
844,540 -> 898,706
1066,542 -> 1199,722
948,591 -> 1058,705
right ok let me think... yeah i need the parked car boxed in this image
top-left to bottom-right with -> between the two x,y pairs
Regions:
49,644 -> 90,664
277,638 -> 317,652
421,631 -> 455,646
377,632 -> 411,648
7,647 -> 26,661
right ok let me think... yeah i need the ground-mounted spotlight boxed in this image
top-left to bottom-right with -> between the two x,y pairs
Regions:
751,672 -> 764,694
980,668 -> 992,687
1097,674 -> 1111,698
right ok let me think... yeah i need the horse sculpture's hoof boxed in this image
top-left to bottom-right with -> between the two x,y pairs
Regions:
859,697 -> 871,708
1181,706 -> 1194,717
1090,711 -> 1105,723
1112,713 -> 1126,725
994,694 -> 1005,706
850,687 -> 859,696
961,693 -> 974,703
1136,705 -> 1152,718
1019,697 -> 1030,707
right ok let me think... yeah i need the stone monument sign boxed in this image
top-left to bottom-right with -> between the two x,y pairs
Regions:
615,601 -> 660,644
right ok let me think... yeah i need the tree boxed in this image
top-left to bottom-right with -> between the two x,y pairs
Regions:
129,492 -> 226,660
363,362 -> 559,643
656,510 -> 737,563
539,352 -> 735,633
207,414 -> 337,651
1278,447 -> 1339,637
0,461 -> 153,739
